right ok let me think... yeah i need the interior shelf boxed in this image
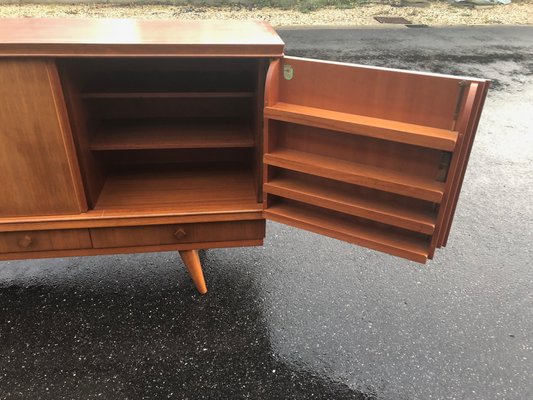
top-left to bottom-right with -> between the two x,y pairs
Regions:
83,91 -> 255,99
94,166 -> 261,213
264,149 -> 445,203
264,199 -> 430,263
264,176 -> 436,234
265,102 -> 458,151
89,119 -> 254,151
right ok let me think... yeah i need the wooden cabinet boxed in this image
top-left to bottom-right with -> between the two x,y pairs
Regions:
0,19 -> 489,293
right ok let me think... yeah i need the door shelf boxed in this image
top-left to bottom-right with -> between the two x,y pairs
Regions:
264,177 -> 436,234
265,102 -> 458,151
83,91 -> 255,99
264,199 -> 430,263
264,149 -> 445,203
89,119 -> 254,151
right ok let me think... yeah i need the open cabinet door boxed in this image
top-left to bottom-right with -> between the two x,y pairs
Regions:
262,56 -> 489,263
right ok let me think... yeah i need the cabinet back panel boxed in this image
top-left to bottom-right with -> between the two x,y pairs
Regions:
0,59 -> 85,217
88,98 -> 253,120
62,58 -> 258,93
97,148 -> 253,166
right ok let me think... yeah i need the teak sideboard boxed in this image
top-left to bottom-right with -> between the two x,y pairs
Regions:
0,19 -> 489,294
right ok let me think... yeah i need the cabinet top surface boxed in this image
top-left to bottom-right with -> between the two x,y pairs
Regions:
0,18 -> 285,57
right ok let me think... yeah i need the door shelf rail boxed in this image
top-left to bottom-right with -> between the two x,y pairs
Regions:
82,91 -> 255,99
264,200 -> 430,263
264,177 -> 436,234
265,102 -> 458,151
264,149 -> 445,203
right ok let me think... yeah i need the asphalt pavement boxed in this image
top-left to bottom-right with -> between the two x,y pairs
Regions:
1,26 -> 532,400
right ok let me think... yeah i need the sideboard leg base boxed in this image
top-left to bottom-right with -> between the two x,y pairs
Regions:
178,249 -> 208,294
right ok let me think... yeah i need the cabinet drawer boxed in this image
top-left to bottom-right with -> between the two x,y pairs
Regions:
90,220 -> 265,249
0,229 -> 92,253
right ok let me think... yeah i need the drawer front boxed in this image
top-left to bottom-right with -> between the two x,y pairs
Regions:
90,220 -> 265,249
0,229 -> 92,253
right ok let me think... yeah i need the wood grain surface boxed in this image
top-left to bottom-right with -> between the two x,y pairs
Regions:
0,19 -> 285,57
0,228 -> 91,253
90,220 -> 265,249
263,56 -> 489,262
0,59 -> 85,217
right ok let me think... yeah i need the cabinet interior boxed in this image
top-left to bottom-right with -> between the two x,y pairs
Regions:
59,57 -> 265,212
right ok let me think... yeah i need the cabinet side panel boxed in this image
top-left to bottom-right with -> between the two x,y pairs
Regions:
47,60 -> 88,212
0,59 -> 84,217
254,58 -> 269,202
56,59 -> 107,208
438,81 -> 490,248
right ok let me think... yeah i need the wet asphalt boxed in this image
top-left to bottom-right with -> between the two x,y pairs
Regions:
1,26 -> 532,399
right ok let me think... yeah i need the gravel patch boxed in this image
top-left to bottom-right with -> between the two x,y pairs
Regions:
0,2 -> 532,26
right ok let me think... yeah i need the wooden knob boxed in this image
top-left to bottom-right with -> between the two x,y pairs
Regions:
173,228 -> 187,240
18,235 -> 33,248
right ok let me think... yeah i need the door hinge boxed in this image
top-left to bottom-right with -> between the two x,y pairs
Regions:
452,80 -> 470,130
436,151 -> 453,183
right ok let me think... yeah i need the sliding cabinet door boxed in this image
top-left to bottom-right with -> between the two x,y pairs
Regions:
0,59 -> 86,217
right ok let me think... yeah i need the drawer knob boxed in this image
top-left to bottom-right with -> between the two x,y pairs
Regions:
18,235 -> 33,248
173,228 -> 187,240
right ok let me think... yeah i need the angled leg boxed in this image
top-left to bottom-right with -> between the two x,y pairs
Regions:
178,250 -> 207,294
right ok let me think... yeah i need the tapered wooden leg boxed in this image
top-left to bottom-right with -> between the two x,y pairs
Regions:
178,250 -> 207,294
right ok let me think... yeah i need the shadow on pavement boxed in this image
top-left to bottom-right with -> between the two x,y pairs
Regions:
0,251 -> 372,399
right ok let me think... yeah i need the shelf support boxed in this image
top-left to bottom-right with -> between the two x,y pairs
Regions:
178,250 -> 208,294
